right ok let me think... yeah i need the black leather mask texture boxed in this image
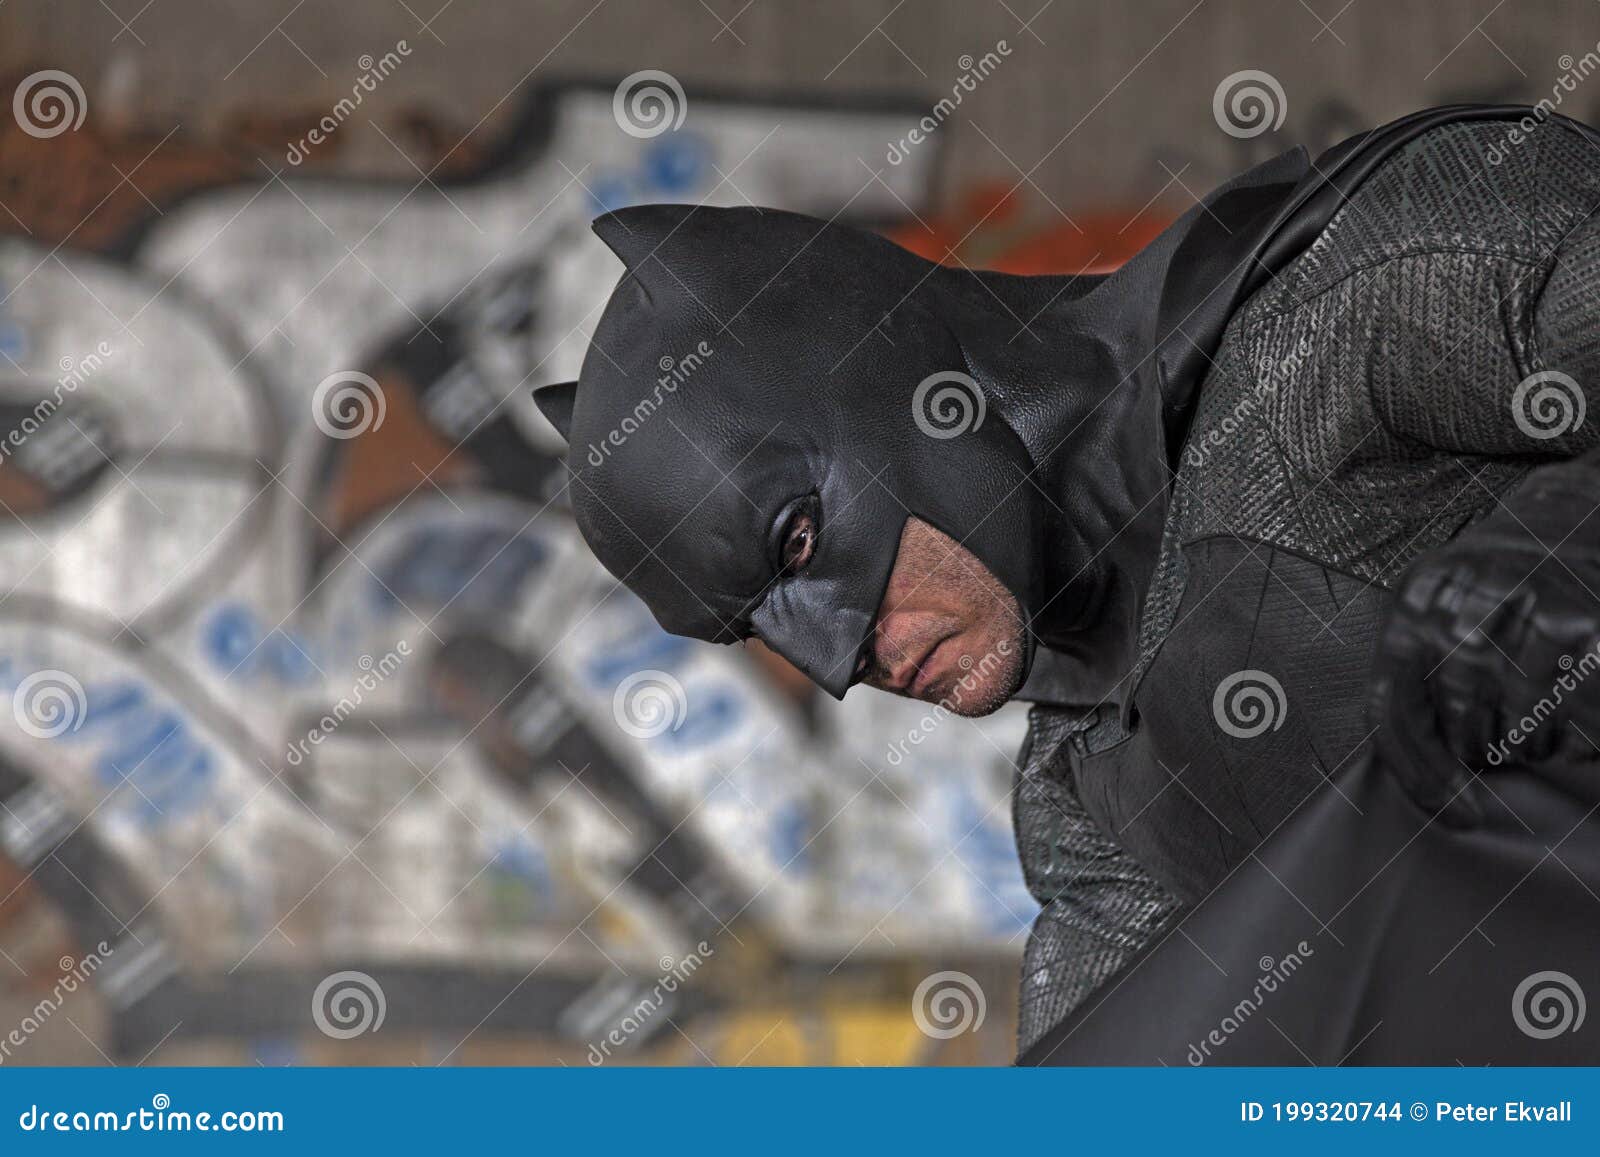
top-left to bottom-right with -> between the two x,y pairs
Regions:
537,105 -> 1543,702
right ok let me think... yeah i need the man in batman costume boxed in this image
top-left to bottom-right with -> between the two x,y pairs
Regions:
534,105 -> 1600,1062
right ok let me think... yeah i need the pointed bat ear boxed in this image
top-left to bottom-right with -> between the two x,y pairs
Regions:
532,380 -> 577,443
591,204 -> 698,273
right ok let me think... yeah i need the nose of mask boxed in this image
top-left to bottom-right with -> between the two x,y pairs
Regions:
749,593 -> 874,700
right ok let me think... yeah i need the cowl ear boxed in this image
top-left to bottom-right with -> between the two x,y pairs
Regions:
532,380 -> 577,443
591,204 -> 700,274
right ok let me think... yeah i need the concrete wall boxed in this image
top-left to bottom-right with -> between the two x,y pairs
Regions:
4,0 -> 1598,208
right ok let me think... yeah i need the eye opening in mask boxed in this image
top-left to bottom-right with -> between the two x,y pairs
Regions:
769,492 -> 822,579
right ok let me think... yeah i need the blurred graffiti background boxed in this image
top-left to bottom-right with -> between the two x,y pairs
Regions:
0,0 -> 1594,1066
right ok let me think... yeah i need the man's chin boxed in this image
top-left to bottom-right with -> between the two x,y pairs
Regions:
933,690 -> 1009,717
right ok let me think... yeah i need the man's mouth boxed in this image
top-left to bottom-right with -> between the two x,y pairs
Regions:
880,630 -> 957,697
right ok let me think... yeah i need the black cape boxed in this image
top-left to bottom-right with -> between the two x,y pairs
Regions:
1019,749 -> 1600,1064
1022,104 -> 1600,1065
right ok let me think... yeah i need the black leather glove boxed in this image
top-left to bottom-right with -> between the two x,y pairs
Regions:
1370,459 -> 1600,826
